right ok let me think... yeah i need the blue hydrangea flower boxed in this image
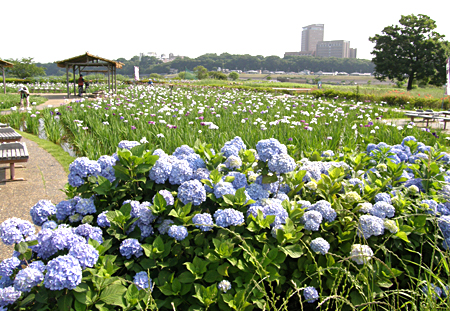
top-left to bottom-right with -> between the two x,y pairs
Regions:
214,209 -> 245,227
321,150 -> 335,157
370,201 -> 395,219
120,239 -> 143,259
421,283 -> 442,300
173,145 -> 195,157
0,277 -> 13,289
256,138 -> 287,162
30,200 -> 57,226
255,175 -> 279,193
218,280 -> 232,293
375,193 -> 391,204
404,178 -> 424,192
178,180 -> 207,206
268,153 -> 296,174
118,140 -> 140,150
52,226 -> 87,251
224,155 -> 242,170
0,257 -> 21,278
221,144 -> 239,158
154,190 -> 175,206
274,192 -> 289,202
192,213 -> 214,231
125,200 -> 156,225
97,211 -> 111,227
42,221 -> 57,230
350,244 -> 374,265
74,224 -> 103,244
97,155 -> 117,182
0,218 -> 35,245
13,267 -> 44,292
271,224 -> 284,238
437,203 -> 450,216
69,243 -> 99,268
358,215 -> 384,239
0,286 -> 22,307
215,181 -> 238,200
302,211 -> 323,231
34,229 -> 58,259
55,198 -> 79,221
134,271 -> 152,291
44,255 -> 82,290
75,196 -> 96,215
221,137 -> 246,158
303,286 -> 319,303
297,200 -> 312,209
308,200 -> 336,223
258,198 -> 288,226
28,261 -> 46,273
246,183 -> 269,201
149,158 -> 173,184
225,172 -> 248,190
158,219 -> 174,235
310,238 -> 330,255
438,215 -> 450,239
169,160 -> 193,185
168,225 -> 188,241
153,148 -> 167,158
68,157 -> 101,187
177,153 -> 206,171
401,136 -> 417,147
421,199 -> 438,215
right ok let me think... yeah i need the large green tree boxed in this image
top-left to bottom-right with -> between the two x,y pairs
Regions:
369,14 -> 449,90
6,57 -> 46,79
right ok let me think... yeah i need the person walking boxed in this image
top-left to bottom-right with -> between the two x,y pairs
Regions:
77,74 -> 84,96
18,85 -> 30,108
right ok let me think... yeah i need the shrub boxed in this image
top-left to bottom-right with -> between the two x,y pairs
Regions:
1,135 -> 450,310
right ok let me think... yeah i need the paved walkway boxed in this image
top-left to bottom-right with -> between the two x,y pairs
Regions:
0,93 -> 72,260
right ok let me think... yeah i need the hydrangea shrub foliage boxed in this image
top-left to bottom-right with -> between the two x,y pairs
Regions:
1,135 -> 450,310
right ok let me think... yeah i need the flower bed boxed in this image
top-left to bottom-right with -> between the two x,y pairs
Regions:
1,134 -> 450,310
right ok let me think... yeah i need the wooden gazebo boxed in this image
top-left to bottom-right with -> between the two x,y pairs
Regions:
0,59 -> 14,94
56,52 -> 124,98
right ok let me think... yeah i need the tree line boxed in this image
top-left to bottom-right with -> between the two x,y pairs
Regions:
28,54 -> 375,77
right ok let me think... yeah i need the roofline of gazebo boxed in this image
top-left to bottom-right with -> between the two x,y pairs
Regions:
0,59 -> 14,94
55,52 -> 123,69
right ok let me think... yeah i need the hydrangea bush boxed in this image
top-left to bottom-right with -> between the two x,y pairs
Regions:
0,135 -> 450,310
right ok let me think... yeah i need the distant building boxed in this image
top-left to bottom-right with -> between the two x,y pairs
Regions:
316,40 -> 356,58
284,51 -> 315,57
349,48 -> 357,58
301,24 -> 324,53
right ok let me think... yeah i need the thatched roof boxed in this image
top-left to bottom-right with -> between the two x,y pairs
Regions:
0,59 -> 14,68
56,52 -> 124,69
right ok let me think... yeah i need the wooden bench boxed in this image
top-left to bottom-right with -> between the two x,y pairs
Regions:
0,142 -> 29,182
0,123 -> 7,128
0,127 -> 22,143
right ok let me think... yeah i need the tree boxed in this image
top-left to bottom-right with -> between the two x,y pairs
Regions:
369,14 -> 450,90
228,72 -> 239,81
193,66 -> 208,79
208,71 -> 227,80
6,57 -> 46,79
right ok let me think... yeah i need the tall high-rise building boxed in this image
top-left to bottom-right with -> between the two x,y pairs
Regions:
301,24 -> 324,53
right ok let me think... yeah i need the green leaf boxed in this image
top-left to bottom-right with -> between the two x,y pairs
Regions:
94,176 -> 112,196
395,231 -> 410,243
15,241 -> 28,254
58,294 -> 74,311
130,143 -> 147,157
178,271 -> 195,283
153,236 -> 165,254
99,284 -> 127,306
141,244 -> 153,257
119,203 -> 132,217
159,283 -> 175,296
279,244 -> 303,258
222,194 -> 235,205
210,170 -> 222,184
74,299 -> 87,311
172,278 -> 182,293
262,174 -> 278,184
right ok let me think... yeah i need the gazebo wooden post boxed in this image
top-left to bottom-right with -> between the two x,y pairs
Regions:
107,65 -> 110,93
2,66 -> 5,94
73,65 -> 76,96
114,66 -> 117,93
66,65 -> 70,98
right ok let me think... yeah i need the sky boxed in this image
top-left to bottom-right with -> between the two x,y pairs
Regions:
2,0 -> 449,64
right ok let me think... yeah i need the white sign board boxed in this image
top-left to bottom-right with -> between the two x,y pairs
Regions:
446,58 -> 450,95
134,66 -> 140,81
